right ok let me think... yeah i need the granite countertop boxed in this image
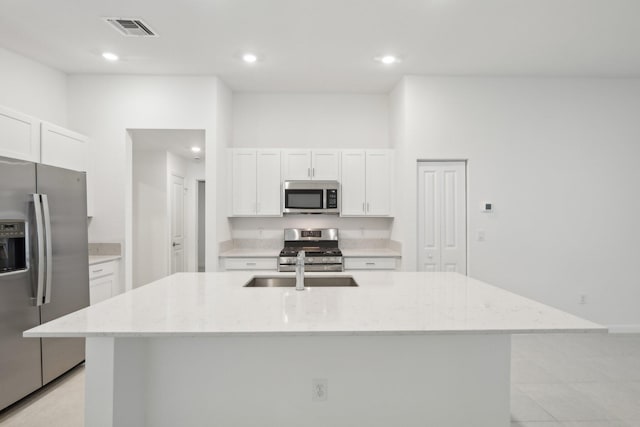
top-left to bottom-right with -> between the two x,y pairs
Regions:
24,271 -> 605,338
88,255 -> 122,265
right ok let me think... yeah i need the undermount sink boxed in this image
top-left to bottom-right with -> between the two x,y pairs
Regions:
244,276 -> 359,288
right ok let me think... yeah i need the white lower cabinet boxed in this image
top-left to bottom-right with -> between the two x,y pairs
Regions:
89,260 -> 120,305
222,258 -> 277,271
344,257 -> 397,270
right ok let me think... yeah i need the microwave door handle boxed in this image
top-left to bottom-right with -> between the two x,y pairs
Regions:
41,194 -> 53,304
32,194 -> 45,306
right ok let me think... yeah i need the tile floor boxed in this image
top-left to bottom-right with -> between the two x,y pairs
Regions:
0,333 -> 639,426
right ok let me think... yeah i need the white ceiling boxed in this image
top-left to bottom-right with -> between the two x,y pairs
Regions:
1,0 -> 640,92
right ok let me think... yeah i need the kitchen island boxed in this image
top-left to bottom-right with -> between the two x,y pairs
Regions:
25,272 -> 604,427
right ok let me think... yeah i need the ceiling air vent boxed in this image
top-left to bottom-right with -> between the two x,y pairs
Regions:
104,18 -> 158,37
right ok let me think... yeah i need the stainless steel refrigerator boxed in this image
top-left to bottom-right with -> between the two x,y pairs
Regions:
0,156 -> 89,411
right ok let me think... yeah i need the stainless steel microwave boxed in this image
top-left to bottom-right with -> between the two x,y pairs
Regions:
283,180 -> 340,214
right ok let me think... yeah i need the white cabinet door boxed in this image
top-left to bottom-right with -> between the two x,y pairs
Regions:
231,150 -> 257,215
89,276 -> 113,305
311,150 -> 340,180
40,122 -> 88,172
365,150 -> 392,216
222,258 -> 278,271
344,257 -> 397,270
282,150 -> 311,180
256,150 -> 282,216
340,150 -> 366,216
0,105 -> 40,162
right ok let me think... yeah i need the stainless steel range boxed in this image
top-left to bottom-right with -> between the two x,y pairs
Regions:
278,228 -> 343,272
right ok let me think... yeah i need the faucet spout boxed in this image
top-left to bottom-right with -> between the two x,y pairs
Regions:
295,250 -> 305,291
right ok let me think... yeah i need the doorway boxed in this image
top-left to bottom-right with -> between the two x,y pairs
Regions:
417,161 -> 467,273
130,129 -> 205,288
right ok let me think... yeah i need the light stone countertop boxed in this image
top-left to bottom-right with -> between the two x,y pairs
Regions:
24,272 -> 605,338
88,255 -> 122,265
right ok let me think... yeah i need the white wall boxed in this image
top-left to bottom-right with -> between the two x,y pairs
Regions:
67,75 -> 227,289
392,76 -> 640,327
232,93 -> 389,148
0,47 -> 67,125
132,150 -> 167,288
228,93 -> 393,241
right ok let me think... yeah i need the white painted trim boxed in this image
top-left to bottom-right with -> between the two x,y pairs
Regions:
607,324 -> 640,334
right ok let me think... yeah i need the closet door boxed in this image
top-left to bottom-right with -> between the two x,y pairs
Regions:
417,162 -> 466,274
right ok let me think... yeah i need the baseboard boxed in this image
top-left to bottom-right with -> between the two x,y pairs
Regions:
607,324 -> 640,334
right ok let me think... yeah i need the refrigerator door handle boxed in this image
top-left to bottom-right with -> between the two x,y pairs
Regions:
41,194 -> 53,305
32,194 -> 45,306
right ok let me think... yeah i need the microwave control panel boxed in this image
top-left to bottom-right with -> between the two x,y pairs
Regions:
326,189 -> 338,209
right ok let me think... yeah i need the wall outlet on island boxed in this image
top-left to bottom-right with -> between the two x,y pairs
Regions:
312,378 -> 328,402
579,294 -> 587,305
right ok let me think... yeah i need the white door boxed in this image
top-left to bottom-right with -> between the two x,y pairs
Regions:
282,150 -> 311,180
311,150 -> 340,180
340,150 -> 366,216
417,162 -> 466,273
170,174 -> 185,274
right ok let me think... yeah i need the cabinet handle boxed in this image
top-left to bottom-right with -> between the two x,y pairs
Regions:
365,262 -> 376,266
92,269 -> 103,273
246,262 -> 257,266
362,202 -> 365,213
312,167 -> 315,177
308,168 -> 311,177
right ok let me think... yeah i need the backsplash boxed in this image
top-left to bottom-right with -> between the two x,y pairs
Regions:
88,242 -> 122,256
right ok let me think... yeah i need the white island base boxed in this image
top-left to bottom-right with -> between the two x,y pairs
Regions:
86,334 -> 510,427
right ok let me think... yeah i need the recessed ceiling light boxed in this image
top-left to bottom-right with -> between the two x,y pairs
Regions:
375,55 -> 400,65
191,146 -> 201,153
242,53 -> 258,64
102,52 -> 119,61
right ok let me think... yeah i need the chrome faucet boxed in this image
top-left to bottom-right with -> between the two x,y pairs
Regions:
295,250 -> 305,291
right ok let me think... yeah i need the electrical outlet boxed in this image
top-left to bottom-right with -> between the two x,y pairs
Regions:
477,230 -> 486,242
312,378 -> 328,402
579,294 -> 587,305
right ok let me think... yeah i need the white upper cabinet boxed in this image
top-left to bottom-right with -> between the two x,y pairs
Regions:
365,150 -> 392,216
282,150 -> 311,180
40,122 -> 88,172
230,149 -> 281,217
256,150 -> 282,215
0,105 -> 40,162
231,149 -> 258,216
340,150 -> 366,215
311,150 -> 340,180
282,149 -> 339,181
340,149 -> 392,217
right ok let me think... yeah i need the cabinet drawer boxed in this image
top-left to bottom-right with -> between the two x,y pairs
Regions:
344,257 -> 397,270
223,258 -> 277,271
89,261 -> 116,279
